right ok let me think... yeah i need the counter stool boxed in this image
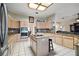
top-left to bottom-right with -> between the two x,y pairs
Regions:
49,39 -> 54,52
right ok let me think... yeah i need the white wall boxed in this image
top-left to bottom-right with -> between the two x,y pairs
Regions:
55,16 -> 76,32
54,3 -> 79,32
55,3 -> 79,20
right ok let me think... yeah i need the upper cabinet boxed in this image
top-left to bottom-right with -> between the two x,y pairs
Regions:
8,15 -> 20,28
20,21 -> 28,27
36,17 -> 52,29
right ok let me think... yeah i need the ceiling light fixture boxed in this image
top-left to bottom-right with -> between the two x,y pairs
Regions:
28,3 -> 53,11
41,3 -> 52,7
28,3 -> 38,9
37,5 -> 46,11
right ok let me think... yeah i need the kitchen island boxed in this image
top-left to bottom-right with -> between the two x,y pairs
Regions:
30,34 -> 49,56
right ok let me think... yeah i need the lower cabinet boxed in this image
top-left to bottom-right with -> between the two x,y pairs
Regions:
55,33 -> 79,49
8,34 -> 20,55
63,36 -> 74,49
37,38 -> 49,56
16,34 -> 21,42
31,39 -> 37,55
30,35 -> 49,56
74,37 -> 78,44
73,36 -> 79,49
55,34 -> 63,45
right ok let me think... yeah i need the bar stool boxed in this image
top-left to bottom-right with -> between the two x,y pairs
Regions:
49,39 -> 54,52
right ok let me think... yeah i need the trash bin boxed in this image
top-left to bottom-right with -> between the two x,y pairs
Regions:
75,43 -> 79,56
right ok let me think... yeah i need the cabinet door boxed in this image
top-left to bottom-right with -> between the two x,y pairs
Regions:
55,35 -> 63,45
16,34 -> 20,42
31,39 -> 36,55
33,41 -> 36,55
8,16 -> 20,28
8,19 -> 11,28
8,18 -> 13,28
74,36 -> 79,44
63,36 -> 74,49
74,36 -> 79,49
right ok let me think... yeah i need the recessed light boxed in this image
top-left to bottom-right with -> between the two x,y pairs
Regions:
35,12 -> 38,14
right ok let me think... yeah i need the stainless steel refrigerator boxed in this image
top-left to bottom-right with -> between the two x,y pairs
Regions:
0,3 -> 8,56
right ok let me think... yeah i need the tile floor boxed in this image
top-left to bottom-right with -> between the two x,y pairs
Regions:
9,38 -> 75,56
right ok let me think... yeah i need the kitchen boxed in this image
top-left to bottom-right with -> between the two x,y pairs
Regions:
0,3 -> 79,56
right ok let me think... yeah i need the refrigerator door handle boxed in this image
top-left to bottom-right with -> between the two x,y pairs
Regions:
0,3 -> 7,47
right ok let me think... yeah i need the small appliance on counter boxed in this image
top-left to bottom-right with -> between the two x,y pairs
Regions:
0,3 -> 8,56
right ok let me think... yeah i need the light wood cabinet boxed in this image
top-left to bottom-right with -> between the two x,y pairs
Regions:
31,39 -> 37,55
30,35 -> 37,55
55,34 -> 63,45
8,16 -> 12,28
20,21 -> 28,27
54,33 -> 79,49
8,34 -> 20,55
73,36 -> 79,49
8,15 -> 20,55
74,36 -> 79,45
36,17 -> 51,29
30,35 -> 49,56
63,36 -> 74,49
16,34 -> 21,42
8,15 -> 20,28
37,21 -> 51,29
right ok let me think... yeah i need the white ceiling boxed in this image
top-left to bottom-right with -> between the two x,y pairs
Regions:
6,3 -> 56,18
6,3 -> 79,19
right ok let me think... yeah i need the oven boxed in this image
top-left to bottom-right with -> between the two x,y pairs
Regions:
20,27 -> 28,36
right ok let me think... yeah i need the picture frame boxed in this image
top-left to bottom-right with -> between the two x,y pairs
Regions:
29,16 -> 34,23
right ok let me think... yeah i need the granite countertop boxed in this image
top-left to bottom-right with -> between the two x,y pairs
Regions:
36,33 -> 54,37
8,30 -> 20,35
56,31 -> 79,36
8,28 -> 20,35
30,34 -> 50,42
